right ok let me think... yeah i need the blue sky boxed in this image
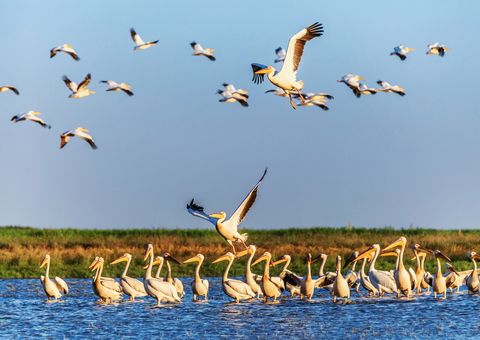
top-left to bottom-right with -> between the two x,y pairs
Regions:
0,1 -> 479,229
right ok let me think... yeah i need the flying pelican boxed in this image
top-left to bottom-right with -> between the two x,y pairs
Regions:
60,127 -> 97,149
296,92 -> 334,101
376,80 -> 405,96
190,42 -> 215,61
271,254 -> 302,297
50,44 -> 80,61
40,254 -> 68,301
297,99 -> 329,110
265,89 -> 289,97
252,252 -> 283,302
212,252 -> 255,302
222,83 -> 249,98
183,254 -> 209,301
110,253 -> 147,301
0,85 -> 19,95
11,111 -> 51,129
163,253 -> 185,298
358,83 -> 377,96
90,257 -> 123,304
187,168 -> 267,254
337,74 -> 363,98
274,47 -> 286,63
382,237 -> 413,298
236,245 -> 263,297
100,80 -> 134,96
217,89 -> 249,107
143,244 -> 181,305
251,22 -> 324,109
390,45 -> 415,60
332,256 -> 350,303
426,43 -> 449,57
62,73 -> 95,98
430,249 -> 453,299
130,28 -> 158,50
465,251 -> 480,293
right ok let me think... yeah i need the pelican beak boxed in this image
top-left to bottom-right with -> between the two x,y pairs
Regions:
208,213 -> 223,219
473,254 -> 480,261
183,256 -> 200,264
110,255 -> 128,265
252,254 -> 267,267
345,247 -> 374,268
271,257 -> 288,267
212,254 -> 229,264
143,263 -> 150,270
235,249 -> 250,258
255,67 -> 272,75
164,254 -> 182,265
436,250 -> 452,262
383,237 -> 406,252
380,250 -> 398,257
144,245 -> 153,261
90,261 -> 99,271
40,258 -> 48,268
88,258 -> 98,269
447,263 -> 460,276
358,76 -> 365,81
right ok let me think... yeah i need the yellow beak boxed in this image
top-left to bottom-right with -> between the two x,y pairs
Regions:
88,258 -> 98,269
235,249 -> 250,258
252,254 -> 267,267
110,255 -> 128,265
209,213 -> 223,219
40,258 -> 48,268
271,258 -> 288,267
380,250 -> 398,258
144,247 -> 153,261
255,68 -> 271,75
212,254 -> 229,264
183,256 -> 200,264
383,237 -> 406,252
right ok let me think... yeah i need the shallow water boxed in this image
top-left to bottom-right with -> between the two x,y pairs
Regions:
1,278 -> 480,338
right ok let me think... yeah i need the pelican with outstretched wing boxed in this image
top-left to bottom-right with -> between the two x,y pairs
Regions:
60,127 -> 97,150
376,80 -> 405,96
50,44 -> 80,61
100,80 -> 134,96
426,43 -> 449,57
11,111 -> 51,129
63,73 -> 95,98
130,28 -> 158,50
0,85 -> 19,95
187,168 -> 267,253
251,22 -> 323,109
40,254 -> 68,301
390,45 -> 415,61
191,42 -> 216,61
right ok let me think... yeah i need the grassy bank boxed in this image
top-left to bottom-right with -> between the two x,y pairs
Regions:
1,226 -> 478,278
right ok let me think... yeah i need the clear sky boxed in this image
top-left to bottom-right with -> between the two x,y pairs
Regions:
0,1 -> 479,229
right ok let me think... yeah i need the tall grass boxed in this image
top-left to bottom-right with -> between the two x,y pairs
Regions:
1,226 -> 479,278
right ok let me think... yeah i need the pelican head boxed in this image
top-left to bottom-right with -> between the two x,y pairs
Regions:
183,254 -> 204,264
383,236 -> 407,252
469,251 -> 478,260
271,254 -> 291,267
163,252 -> 182,265
380,249 -> 400,258
433,250 -> 451,262
88,256 -> 100,269
144,255 -> 164,269
345,244 -> 379,267
144,244 -> 154,261
336,255 -> 342,271
90,257 -> 104,271
251,252 -> 272,266
40,254 -> 50,268
212,252 -> 236,264
110,253 -> 131,265
254,65 -> 274,75
235,245 -> 257,258
445,262 -> 460,276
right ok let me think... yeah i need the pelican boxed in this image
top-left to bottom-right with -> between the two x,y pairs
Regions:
163,253 -> 185,298
296,92 -> 334,101
382,237 -> 413,297
217,89 -> 249,107
430,249 -> 452,299
110,253 -> 147,301
60,127 -> 97,149
272,254 -> 302,297
299,254 -> 317,300
350,244 -> 397,295
465,251 -> 480,293
265,89 -> 289,97
11,111 -> 51,129
183,254 -> 209,301
274,47 -> 286,63
358,83 -> 377,96
344,252 -> 360,291
358,254 -> 379,296
143,244 -> 181,304
332,256 -> 350,303
212,252 -> 255,302
90,257 -> 123,304
130,28 -> 158,50
50,44 -> 80,61
222,83 -> 249,98
0,85 -> 19,95
152,256 -> 165,279
376,80 -> 405,96
315,253 -> 335,291
381,248 -> 417,291
62,73 -> 95,99
252,252 -> 283,302
445,263 -> 467,293
251,22 -> 324,109
297,99 -> 329,110
426,43 -> 449,57
236,245 -> 263,297
187,168 -> 267,254
100,80 -> 133,96
337,74 -> 363,98
390,45 -> 415,60
411,244 -> 431,293
190,42 -> 215,61
40,254 -> 68,301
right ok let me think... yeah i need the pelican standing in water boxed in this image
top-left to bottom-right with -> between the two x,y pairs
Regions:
183,254 -> 209,301
190,42 -> 216,61
382,237 -> 413,298
272,254 -> 302,297
40,254 -> 68,301
130,28 -> 158,50
430,249 -> 453,299
411,244 -> 431,293
163,253 -> 185,298
60,127 -> 97,149
110,253 -> 147,301
236,245 -> 263,297
426,43 -> 449,57
315,253 -> 335,291
187,168 -> 267,254
333,256 -> 350,303
299,254 -> 317,300
390,45 -> 415,60
143,244 -> 181,305
251,22 -> 324,109
252,252 -> 283,302
465,251 -> 480,293
90,257 -> 123,304
50,44 -> 80,60
11,111 -> 51,129
0,85 -> 19,95
212,252 -> 255,303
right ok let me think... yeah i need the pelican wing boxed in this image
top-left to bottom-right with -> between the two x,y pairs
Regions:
226,279 -> 255,297
77,73 -> 92,90
186,199 -> 210,221
130,28 -> 145,45
282,270 -> 302,287
202,279 -> 209,293
54,277 -> 69,294
100,278 -> 122,292
280,22 -> 323,78
0,86 -> 19,95
123,276 -> 147,294
62,76 -> 77,92
227,168 -> 267,228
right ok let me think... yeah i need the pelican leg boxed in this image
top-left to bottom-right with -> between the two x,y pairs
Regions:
193,294 -> 197,302
333,296 -> 337,303
434,292 -> 437,299
288,93 -> 297,110
296,89 -> 306,103
443,291 -> 447,299
228,241 -> 236,254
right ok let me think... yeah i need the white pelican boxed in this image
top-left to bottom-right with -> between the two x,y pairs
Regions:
358,254 -> 379,296
426,43 -> 449,57
212,252 -> 255,302
429,249 -> 452,299
163,252 -> 185,298
390,45 -> 415,60
11,111 -> 51,129
222,83 -> 249,98
332,256 -> 350,303
376,80 -> 405,96
314,253 -> 335,291
217,89 -> 249,107
190,42 -> 215,61
445,263 -> 466,293
187,168 -> 267,254
152,256 -> 165,279
380,248 -> 417,292
272,254 -> 302,297
50,44 -> 80,61
62,73 -> 95,98
0,85 -> 19,95
183,254 -> 209,301
297,99 -> 329,111
358,83 -> 377,96
100,80 -> 134,96
296,92 -> 334,101
265,89 -> 289,97
411,244 -> 431,293
110,253 -> 147,301
251,22 -> 324,109
143,244 -> 181,305
344,251 -> 360,291
60,127 -> 97,149
274,47 -> 286,63
252,252 -> 283,302
300,253 -> 317,300
337,74 -> 363,98
382,237 -> 413,298
236,245 -> 263,297
465,251 -> 480,293
90,257 -> 123,304
130,28 -> 158,50
40,254 -> 68,301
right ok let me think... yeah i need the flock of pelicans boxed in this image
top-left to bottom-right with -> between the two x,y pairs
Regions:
2,22 -> 449,149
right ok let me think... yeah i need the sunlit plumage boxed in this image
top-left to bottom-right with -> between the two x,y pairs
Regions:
0,85 -> 19,95
100,80 -> 134,96
130,28 -> 158,50
426,43 -> 449,57
390,45 -> 415,60
376,80 -> 405,96
50,44 -> 80,61
60,127 -> 97,150
63,73 -> 95,98
191,42 -> 215,61
11,111 -> 51,129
